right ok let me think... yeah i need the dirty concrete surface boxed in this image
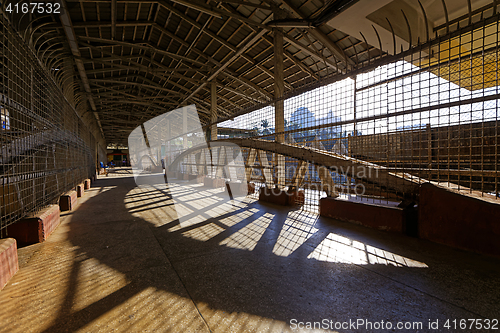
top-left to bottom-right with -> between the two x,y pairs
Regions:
1,167 -> 499,333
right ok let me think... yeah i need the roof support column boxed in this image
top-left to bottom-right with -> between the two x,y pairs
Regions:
210,82 -> 218,141
183,107 -> 188,150
274,27 -> 285,187
165,119 -> 171,172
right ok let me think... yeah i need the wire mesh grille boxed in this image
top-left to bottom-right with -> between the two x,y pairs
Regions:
0,16 -> 99,235
213,15 -> 500,210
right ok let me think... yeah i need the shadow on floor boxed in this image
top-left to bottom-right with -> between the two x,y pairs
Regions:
3,168 -> 500,333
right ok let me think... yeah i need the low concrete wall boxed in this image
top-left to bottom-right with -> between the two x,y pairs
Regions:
248,182 -> 256,195
259,187 -> 288,206
59,190 -> 78,211
259,187 -> 304,206
227,182 -> 255,197
289,190 -> 305,206
0,238 -> 18,290
6,205 -> 61,246
174,172 -> 190,180
187,174 -> 199,181
419,183 -> 500,256
319,197 -> 406,233
189,175 -> 205,184
203,177 -> 226,188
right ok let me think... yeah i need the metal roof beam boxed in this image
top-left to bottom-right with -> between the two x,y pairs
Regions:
89,78 -> 184,96
279,0 -> 355,68
111,0 -> 117,39
211,0 -> 272,10
98,99 -> 173,109
59,0 -> 104,137
77,35 -> 207,66
181,29 -> 267,104
161,0 -> 270,30
72,20 -> 152,28
282,31 -> 343,74
154,19 -> 277,87
148,11 -> 273,100
216,80 -> 267,103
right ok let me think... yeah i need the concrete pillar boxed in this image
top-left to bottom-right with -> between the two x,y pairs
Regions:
274,27 -> 285,187
210,82 -> 217,141
168,120 -> 172,161
183,107 -> 188,149
274,28 -> 285,143
353,75 -> 357,137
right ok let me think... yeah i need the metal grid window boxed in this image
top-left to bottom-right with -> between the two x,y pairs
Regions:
0,16 -> 103,235
212,15 -> 500,211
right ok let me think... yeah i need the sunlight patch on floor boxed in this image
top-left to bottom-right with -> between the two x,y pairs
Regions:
168,214 -> 206,232
97,186 -> 118,194
169,202 -> 193,217
73,258 -> 129,312
219,213 -> 274,250
219,208 -> 259,227
308,233 -> 428,267
273,211 -> 319,257
197,302 -> 301,333
204,202 -> 240,218
78,287 -> 207,332
181,223 -> 226,241
174,206 -> 262,242
175,191 -> 223,209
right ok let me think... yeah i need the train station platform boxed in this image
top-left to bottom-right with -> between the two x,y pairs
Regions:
0,167 -> 499,332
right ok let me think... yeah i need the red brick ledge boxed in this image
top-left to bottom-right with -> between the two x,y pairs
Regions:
76,183 -> 85,197
59,190 -> 78,211
0,238 -> 19,290
6,204 -> 61,246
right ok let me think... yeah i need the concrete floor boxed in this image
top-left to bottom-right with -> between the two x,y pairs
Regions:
0,167 -> 499,333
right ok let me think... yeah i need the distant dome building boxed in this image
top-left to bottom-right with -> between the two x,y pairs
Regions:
289,107 -> 316,129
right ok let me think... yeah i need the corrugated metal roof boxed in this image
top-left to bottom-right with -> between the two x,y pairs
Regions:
29,0 -> 382,144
